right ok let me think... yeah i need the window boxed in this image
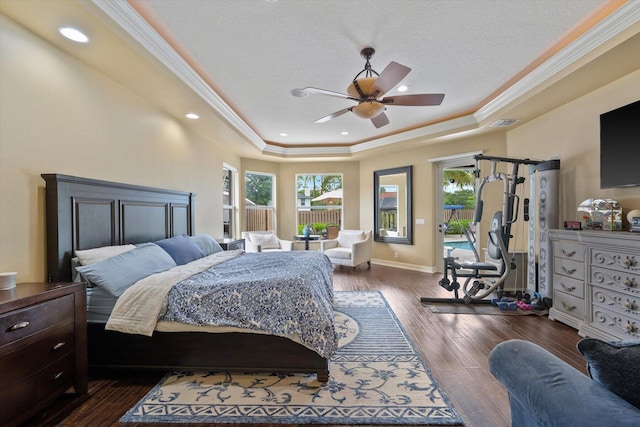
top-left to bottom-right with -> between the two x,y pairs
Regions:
296,174 -> 342,235
222,164 -> 237,238
245,171 -> 275,231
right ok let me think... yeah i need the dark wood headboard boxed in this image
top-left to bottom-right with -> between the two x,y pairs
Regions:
42,174 -> 196,282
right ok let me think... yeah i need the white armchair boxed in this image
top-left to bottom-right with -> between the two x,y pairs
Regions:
320,230 -> 372,268
241,231 -> 293,253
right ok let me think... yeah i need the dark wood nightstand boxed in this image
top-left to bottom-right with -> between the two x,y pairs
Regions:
216,238 -> 245,251
0,282 -> 88,427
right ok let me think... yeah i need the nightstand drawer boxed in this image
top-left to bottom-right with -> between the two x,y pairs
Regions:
0,322 -> 75,386
0,294 -> 74,347
0,352 -> 75,424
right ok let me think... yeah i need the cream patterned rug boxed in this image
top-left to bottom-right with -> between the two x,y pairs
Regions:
121,291 -> 464,425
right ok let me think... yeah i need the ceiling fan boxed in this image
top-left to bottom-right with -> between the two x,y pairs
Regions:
291,47 -> 445,128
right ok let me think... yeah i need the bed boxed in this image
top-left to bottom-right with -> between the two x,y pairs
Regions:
42,173 -> 333,382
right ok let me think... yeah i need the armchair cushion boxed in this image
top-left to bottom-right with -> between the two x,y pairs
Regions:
247,232 -> 280,250
337,230 -> 365,247
577,338 -> 640,409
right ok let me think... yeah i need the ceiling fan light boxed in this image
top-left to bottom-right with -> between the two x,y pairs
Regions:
347,77 -> 378,98
352,101 -> 385,119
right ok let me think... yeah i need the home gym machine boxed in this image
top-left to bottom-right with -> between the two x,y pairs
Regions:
421,154 -> 560,305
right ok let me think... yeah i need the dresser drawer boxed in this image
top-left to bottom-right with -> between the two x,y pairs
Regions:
591,266 -> 640,297
553,273 -> 584,298
0,294 -> 74,347
552,291 -> 585,318
592,286 -> 640,317
590,248 -> 640,275
553,240 -> 584,261
553,257 -> 584,281
591,304 -> 640,340
0,322 -> 74,386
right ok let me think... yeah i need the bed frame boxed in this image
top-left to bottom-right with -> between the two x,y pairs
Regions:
42,174 -> 329,382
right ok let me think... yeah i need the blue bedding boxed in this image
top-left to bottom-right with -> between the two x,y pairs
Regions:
159,251 -> 337,358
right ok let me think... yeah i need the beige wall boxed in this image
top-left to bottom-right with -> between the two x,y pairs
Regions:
359,134 -> 508,270
507,69 -> 640,220
0,15 -> 243,282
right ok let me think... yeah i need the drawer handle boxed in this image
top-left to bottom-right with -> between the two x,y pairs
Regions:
561,301 -> 576,311
561,249 -> 576,257
624,277 -> 638,288
624,256 -> 638,268
625,300 -> 638,311
561,266 -> 576,275
52,341 -> 66,351
9,321 -> 30,331
53,371 -> 64,381
560,282 -> 576,292
624,321 -> 637,333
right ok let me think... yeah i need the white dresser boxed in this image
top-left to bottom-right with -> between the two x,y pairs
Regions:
548,230 -> 640,341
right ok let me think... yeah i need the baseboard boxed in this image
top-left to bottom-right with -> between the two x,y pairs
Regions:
371,259 -> 437,273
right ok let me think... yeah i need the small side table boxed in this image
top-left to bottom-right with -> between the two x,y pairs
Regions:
216,238 -> 245,251
294,235 -> 321,250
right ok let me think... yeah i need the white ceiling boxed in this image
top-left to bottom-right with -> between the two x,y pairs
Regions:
1,0 -> 639,160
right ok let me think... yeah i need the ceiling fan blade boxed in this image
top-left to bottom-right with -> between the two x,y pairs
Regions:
371,112 -> 390,128
292,87 -> 358,101
381,93 -> 445,106
371,61 -> 411,97
314,107 -> 352,124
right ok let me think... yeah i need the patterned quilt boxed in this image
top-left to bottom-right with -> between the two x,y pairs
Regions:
159,251 -> 337,358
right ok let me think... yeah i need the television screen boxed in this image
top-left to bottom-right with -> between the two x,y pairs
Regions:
600,100 -> 640,188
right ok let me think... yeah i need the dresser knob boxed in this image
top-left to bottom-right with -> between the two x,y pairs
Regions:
561,301 -> 576,311
9,321 -> 30,331
624,277 -> 638,287
561,249 -> 576,257
561,266 -> 576,275
624,256 -> 638,267
624,321 -> 637,333
560,283 -> 576,292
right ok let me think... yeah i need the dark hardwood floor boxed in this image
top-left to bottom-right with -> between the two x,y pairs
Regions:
32,264 -> 586,427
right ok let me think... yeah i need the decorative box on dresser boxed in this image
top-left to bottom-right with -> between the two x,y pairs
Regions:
0,282 -> 88,427
548,230 -> 640,341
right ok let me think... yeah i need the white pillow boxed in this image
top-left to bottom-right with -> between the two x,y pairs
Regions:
338,231 -> 365,247
249,233 -> 280,249
75,244 -> 136,266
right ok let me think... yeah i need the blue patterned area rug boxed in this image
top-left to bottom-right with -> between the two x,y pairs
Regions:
120,291 -> 464,425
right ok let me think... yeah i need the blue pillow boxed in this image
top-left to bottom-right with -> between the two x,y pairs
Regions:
577,338 -> 640,409
154,234 -> 205,265
76,243 -> 176,297
190,234 -> 224,256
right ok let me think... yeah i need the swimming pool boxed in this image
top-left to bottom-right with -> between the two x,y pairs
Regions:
445,240 -> 473,251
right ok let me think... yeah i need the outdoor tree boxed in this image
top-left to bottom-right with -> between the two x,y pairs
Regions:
245,173 -> 273,206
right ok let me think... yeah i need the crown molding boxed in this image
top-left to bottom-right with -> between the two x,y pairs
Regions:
475,1 -> 640,123
90,0 -> 266,152
89,0 -> 638,159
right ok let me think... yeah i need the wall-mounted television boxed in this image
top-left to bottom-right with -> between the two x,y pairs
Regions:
600,100 -> 640,188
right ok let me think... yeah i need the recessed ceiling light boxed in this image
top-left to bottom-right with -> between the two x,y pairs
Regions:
341,131 -> 349,135
397,85 -> 408,92
185,113 -> 199,119
58,27 -> 89,43
280,133 -> 288,136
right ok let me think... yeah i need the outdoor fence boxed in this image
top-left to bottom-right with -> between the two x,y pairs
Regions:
246,207 -> 341,232
444,208 -> 474,221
